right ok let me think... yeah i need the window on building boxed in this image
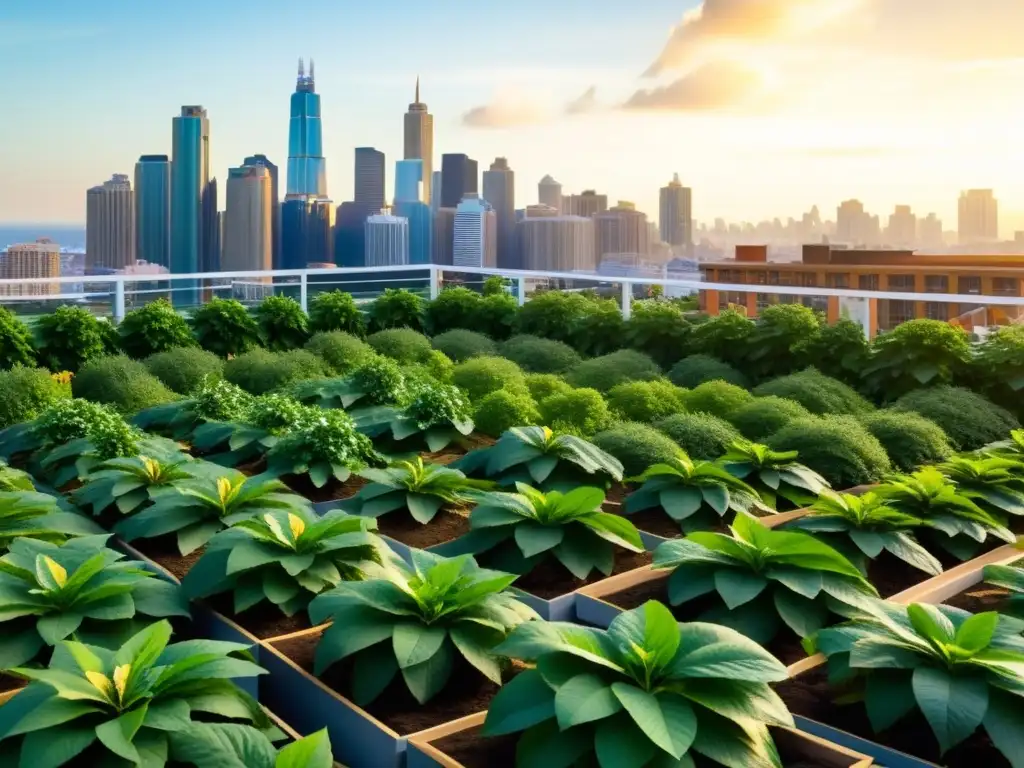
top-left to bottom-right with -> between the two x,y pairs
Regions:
993,278 -> 1019,296
884,299 -> 916,327
747,270 -> 767,285
958,276 -> 982,294
768,271 -> 780,286
859,274 -> 880,290
924,275 -> 948,293
801,273 -> 818,287
827,273 -> 850,289
925,302 -> 949,320
756,293 -> 774,312
887,274 -> 915,291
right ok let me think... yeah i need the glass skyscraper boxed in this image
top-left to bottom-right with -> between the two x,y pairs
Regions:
286,59 -> 326,198
134,155 -> 170,268
243,154 -> 281,269
170,105 -> 210,305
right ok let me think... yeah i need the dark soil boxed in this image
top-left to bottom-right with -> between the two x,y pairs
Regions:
619,508 -> 685,540
204,594 -> 313,640
0,674 -> 24,693
272,630 -> 514,736
512,549 -> 653,600
605,483 -> 629,504
942,583 -> 1012,614
376,508 -> 472,549
865,550 -> 941,598
235,457 -> 267,476
286,473 -> 367,504
776,665 -> 1009,766
130,535 -> 206,581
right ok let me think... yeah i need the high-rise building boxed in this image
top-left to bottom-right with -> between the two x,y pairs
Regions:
430,171 -> 443,216
441,154 -> 478,208
482,158 -> 516,268
395,159 -> 424,204
524,204 -> 559,218
202,176 -> 219,272
365,213 -> 410,266
919,213 -> 944,249
134,156 -> 170,269
243,154 -> 281,269
518,216 -> 595,272
282,197 -> 334,269
403,78 -> 434,205
0,239 -> 61,296
593,202 -> 650,265
393,201 -> 432,265
223,164 -> 273,274
170,105 -> 210,303
453,194 -> 497,268
538,175 -> 562,213
354,147 -> 386,211
835,199 -> 881,245
433,208 -> 457,265
659,173 -> 693,250
566,190 -> 608,218
958,189 -> 999,244
886,205 -> 917,247
286,58 -> 327,198
86,174 -> 135,272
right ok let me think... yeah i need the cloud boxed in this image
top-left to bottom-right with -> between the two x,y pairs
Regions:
461,98 -> 549,129
624,61 -> 764,111
565,86 -> 598,115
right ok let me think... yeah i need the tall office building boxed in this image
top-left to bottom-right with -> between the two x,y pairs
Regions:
403,78 -> 434,205
593,202 -> 650,265
223,164 -> 273,273
453,194 -> 497,268
170,105 -> 210,303
430,171 -> 443,215
365,213 -> 410,266
919,213 -> 944,249
524,204 -> 559,218
482,158 -> 516,268
393,159 -> 431,265
958,189 -> 999,244
433,208 -> 457,265
441,154 -> 478,208
134,156 -> 170,268
538,175 -> 562,212
518,216 -> 595,272
566,190 -> 608,217
395,159 -> 424,204
354,147 -> 386,211
86,174 -> 135,271
0,239 -> 61,296
886,205 -> 917,247
202,177 -> 219,272
243,154 -> 281,269
836,199 -> 875,245
282,197 -> 334,268
659,173 -> 693,250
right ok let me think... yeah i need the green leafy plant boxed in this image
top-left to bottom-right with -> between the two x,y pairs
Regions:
369,288 -> 425,332
753,368 -> 873,416
72,454 -> 200,519
453,356 -> 528,401
190,298 -> 262,357
307,550 -> 536,704
565,349 -> 661,393
425,287 -> 485,335
936,455 -> 1024,519
726,396 -> 810,443
686,309 -> 754,368
366,327 -> 433,364
767,415 -> 891,489
483,601 -> 793,767
0,306 -> 37,370
622,300 -> 691,368
857,410 -> 953,472
719,439 -> 829,509
34,306 -> 109,373
431,329 -> 497,362
256,294 -> 309,351
515,290 -> 592,344
473,390 -> 540,438
654,411 -> 740,460
498,334 -> 580,374
668,354 -> 749,389
348,458 -> 492,524
189,393 -> 306,468
0,534 -> 190,668
304,330 -> 375,374
265,408 -> 377,487
0,490 -> 101,553
793,317 -> 870,386
592,422 -> 682,477
72,355 -> 177,415
537,387 -> 610,438
0,461 -> 34,492
301,358 -> 409,410
224,348 -> 329,396
308,290 -> 366,335
683,380 -> 753,419
172,726 -> 335,768
863,319 -> 972,401
144,346 -> 224,395
605,379 -> 687,424
981,562 -> 1024,619
358,382 -> 474,452
892,385 -> 1019,452
524,373 -> 570,403
746,304 -> 821,381
117,298 -> 196,358
984,428 -> 1024,460
133,377 -> 254,439
0,365 -> 69,430
568,299 -> 626,357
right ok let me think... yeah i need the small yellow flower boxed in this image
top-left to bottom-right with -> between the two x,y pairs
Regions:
50,371 -> 73,386
288,513 -> 306,540
141,456 -> 159,478
86,670 -> 114,699
113,664 -> 131,700
542,426 -> 553,441
42,555 -> 67,588
216,477 -> 233,504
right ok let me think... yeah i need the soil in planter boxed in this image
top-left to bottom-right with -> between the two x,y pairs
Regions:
375,508 -> 472,549
511,549 -> 654,601
605,483 -> 629,504
285,473 -> 367,504
204,594 -> 313,640
938,555 -> 1022,614
618,508 -> 685,540
235,456 -> 267,476
130,535 -> 206,581
0,673 -> 24,693
865,550 -> 941,599
776,665 -> 1008,766
272,631 -> 515,736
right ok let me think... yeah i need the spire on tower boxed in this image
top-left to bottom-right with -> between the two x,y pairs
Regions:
415,76 -> 420,103
309,59 -> 315,84
298,58 -> 305,78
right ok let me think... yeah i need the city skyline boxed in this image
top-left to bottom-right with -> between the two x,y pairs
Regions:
2,0 -> 1022,231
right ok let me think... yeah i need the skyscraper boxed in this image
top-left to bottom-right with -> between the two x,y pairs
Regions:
958,189 -> 999,244
134,156 -> 170,268
393,159 -> 431,265
886,205 -> 917,247
0,239 -> 61,297
86,174 -> 135,272
223,164 -> 273,273
365,213 -> 410,266
243,154 -> 281,269
441,154 -> 478,208
482,158 -> 516,268
282,197 -> 334,268
538,175 -> 562,213
836,199 -> 880,245
430,171 -> 443,216
395,159 -> 424,204
170,105 -> 210,303
404,78 -> 434,205
453,194 -> 497,268
286,58 -> 326,198
518,216 -> 595,272
593,202 -> 650,265
566,190 -> 608,217
433,208 -> 457,266
659,173 -> 693,251
354,148 -> 386,211
202,176 -> 219,272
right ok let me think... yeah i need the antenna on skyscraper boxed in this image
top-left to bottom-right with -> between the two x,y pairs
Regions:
298,58 -> 305,79
309,59 -> 315,85
415,76 -> 420,103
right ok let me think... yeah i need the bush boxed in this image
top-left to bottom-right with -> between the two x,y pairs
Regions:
475,292 -> 519,340
190,297 -> 262,357
473,390 -> 541,438
515,290 -> 591,344
565,349 -> 661,393
891,386 -> 1019,451
426,287 -> 482,335
525,373 -> 571,403
499,335 -> 581,374
686,310 -> 754,367
606,380 -> 687,423
862,319 -> 972,401
683,380 -> 753,418
0,366 -> 69,429
0,307 -> 35,370
256,294 -> 309,351
452,356 -> 527,401
224,348 -> 329,395
655,412 -> 741,460
34,306 -> 109,373
406,349 -> 455,386
369,288 -> 425,332
118,299 -> 195,359
144,347 -> 224,395
668,355 -> 748,389
768,414 -> 891,489
753,368 -> 873,416
592,422 -> 682,477
351,358 -> 409,405
793,318 -> 870,386
305,331 -> 376,374
858,410 -> 954,472
971,324 -> 1024,412
366,328 -> 434,364
569,299 -> 626,357
72,355 -> 177,414
746,304 -> 822,381
728,396 -> 811,441
538,388 -> 610,437
308,290 -> 366,335
431,329 -> 497,362
623,301 -> 690,368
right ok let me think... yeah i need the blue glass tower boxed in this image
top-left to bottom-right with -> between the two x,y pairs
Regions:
170,105 -> 210,305
134,155 -> 170,268
286,59 -> 326,198
393,201 -> 432,265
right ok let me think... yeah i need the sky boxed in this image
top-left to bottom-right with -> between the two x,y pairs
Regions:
2,0 -> 1023,234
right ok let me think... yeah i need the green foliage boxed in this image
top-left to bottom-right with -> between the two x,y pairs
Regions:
193,377 -> 254,423
483,276 -> 507,296
623,300 -> 691,367
366,327 -> 433,364
474,390 -> 541,438
361,382 -> 477,453
224,348 -> 329,395
34,306 -> 109,373
524,373 -> 570,403
350,357 -> 409,406
72,355 -> 177,415
498,334 -> 581,374
453,355 -> 528,401
592,421 -> 683,477
144,346 -> 224,395
118,298 -> 196,358
720,439 -> 830,509
568,299 -> 627,357
425,287 -> 482,334
34,399 -> 126,450
746,304 -> 822,381
858,410 -> 953,472
983,428 -> 1024,461
863,319 -> 972,401
0,366 -> 70,429
410,348 -> 454,384
350,458 -> 492,523
654,514 -> 877,645
308,550 -> 536,704
683,380 -> 753,418
266,408 -> 378,487
305,330 -> 376,375
369,288 -> 425,332
565,349 -> 661,393
793,318 -> 870,385
983,563 -> 1024,619
753,368 -> 874,416
686,310 -> 754,367
668,354 -> 748,389
0,489 -> 101,553
190,298 -> 262,357
937,455 -> 1024,518
72,455 -> 198,518
892,385 -> 1019,452
0,462 -> 34,492
0,306 -> 36,370
515,290 -> 592,344
474,292 -> 519,340
768,415 -> 892,489
256,294 -> 310,351
484,601 -> 793,767
606,379 -> 687,423
430,329 -> 497,362
308,290 -> 366,335
655,411 -> 741,461
728,396 -> 811,442
971,324 -> 1024,412
0,534 -> 189,667
537,387 -> 610,438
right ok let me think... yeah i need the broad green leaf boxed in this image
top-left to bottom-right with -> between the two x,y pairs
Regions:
669,623 -> 787,682
865,672 -> 916,732
401,641 -> 454,704
450,624 -> 503,684
773,587 -> 829,639
483,670 -> 556,736
608,600 -> 680,671
714,569 -> 768,609
392,623 -> 448,670
514,523 -> 564,558
36,613 -> 85,645
912,666 -> 989,754
4,697 -> 103,738
554,673 -> 621,729
514,719 -> 592,768
95,703 -> 148,763
983,690 -> 1024,768
275,728 -> 333,768
594,711 -> 658,768
167,722 -> 277,768
908,603 -> 955,644
659,488 -> 703,519
17,725 -> 96,768
612,682 -> 683,757
349,643 -> 398,706
954,612 -> 999,655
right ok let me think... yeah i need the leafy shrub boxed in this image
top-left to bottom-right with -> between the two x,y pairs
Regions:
453,355 -> 527,401
686,309 -> 754,367
606,379 -> 687,423
369,288 -> 425,332
565,349 -> 661,392
794,317 -> 870,385
892,385 -> 1018,451
72,355 -> 177,414
568,298 -> 626,357
308,289 -> 365,335
498,334 -> 580,374
768,414 -> 891,489
305,330 -> 376,374
224,348 -> 329,395
0,366 -> 70,429
524,373 -> 570,403
426,287 -> 482,334
0,306 -> 35,369
192,377 -> 254,422
475,291 -> 519,340
411,348 -> 454,384
753,367 -> 873,415
72,454 -> 196,518
592,421 -> 682,476
0,485 -> 101,551
256,294 -> 309,351
350,357 -> 410,406
863,318 -> 972,401
515,290 -> 591,343
968,324 -> 1024,412
728,395 -> 812,441
144,346 -> 224,394
669,354 -> 748,389
118,298 -> 195,358
746,303 -> 821,381
683,380 -> 753,418
623,300 -> 691,367
34,305 -> 108,372
34,398 -> 121,449
366,327 -> 433,364
431,329 -> 496,362
655,411 -> 741,460
190,297 -> 262,356
537,387 -> 610,437
721,439 -> 830,509
858,410 -> 953,471
473,390 -> 540,437
349,458 -> 488,523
